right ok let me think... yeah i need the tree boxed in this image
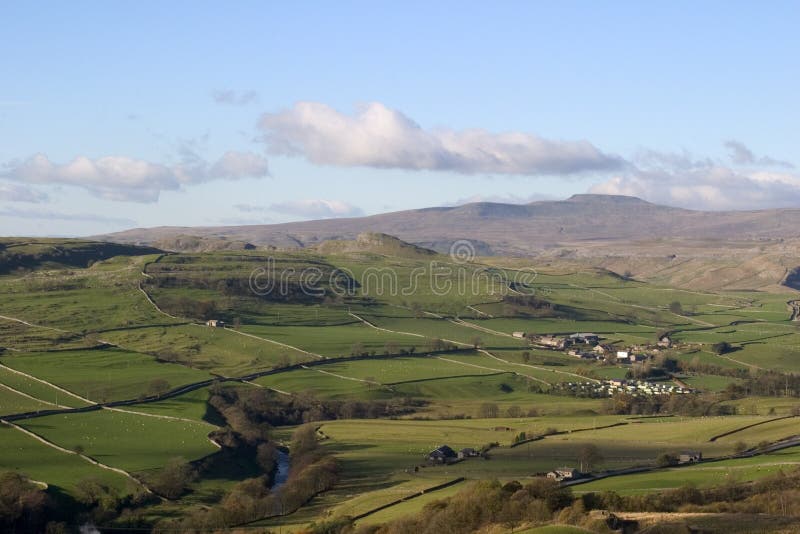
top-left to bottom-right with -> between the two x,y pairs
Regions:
712,341 -> 733,355
350,342 -> 366,356
470,335 -> 484,349
521,351 -> 531,363
383,341 -> 400,355
577,444 -> 604,472
734,441 -> 748,454
232,317 -> 242,329
148,378 -> 171,397
656,453 -> 678,467
151,457 -> 195,499
668,301 -> 684,315
479,402 -> 500,418
506,405 -> 522,418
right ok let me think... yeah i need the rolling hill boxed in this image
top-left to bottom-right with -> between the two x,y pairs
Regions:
96,194 -> 800,291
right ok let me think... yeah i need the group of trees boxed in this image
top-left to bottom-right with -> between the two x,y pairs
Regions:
502,295 -> 561,318
602,391 -> 736,416
154,424 -> 339,533
724,371 -> 800,398
0,472 -> 52,533
209,385 -> 422,427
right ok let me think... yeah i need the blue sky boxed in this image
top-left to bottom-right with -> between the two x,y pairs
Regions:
1,1 -> 799,236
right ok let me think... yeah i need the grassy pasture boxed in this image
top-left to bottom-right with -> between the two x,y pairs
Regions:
575,448 -> 800,495
0,386 -> 57,414
1,348 -> 212,402
0,365 -> 90,408
19,409 -> 219,473
0,422 -> 135,493
239,323 -> 423,358
99,323 -> 314,374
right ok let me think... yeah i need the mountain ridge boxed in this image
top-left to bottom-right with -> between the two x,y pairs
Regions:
96,194 -> 800,255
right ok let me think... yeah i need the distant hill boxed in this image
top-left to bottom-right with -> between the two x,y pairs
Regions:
97,195 -> 800,255
0,238 -> 161,274
315,232 -> 438,259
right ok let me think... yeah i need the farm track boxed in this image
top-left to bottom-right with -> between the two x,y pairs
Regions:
438,355 -> 551,386
0,382 -> 71,409
0,362 -> 94,404
349,312 -> 590,384
0,418 -> 151,492
221,326 -> 325,360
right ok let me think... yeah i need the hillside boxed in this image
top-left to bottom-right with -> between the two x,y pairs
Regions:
0,238 -> 161,274
98,195 -> 800,254
315,232 -> 438,258
96,194 -> 800,291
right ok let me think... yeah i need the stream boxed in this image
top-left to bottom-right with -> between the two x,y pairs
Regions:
272,448 -> 290,489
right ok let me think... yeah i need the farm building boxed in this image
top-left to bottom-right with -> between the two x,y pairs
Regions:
538,335 -> 569,349
512,331 -> 527,338
546,467 -> 579,481
570,333 -> 599,344
206,319 -> 225,327
427,445 -> 457,463
458,447 -> 479,459
658,336 -> 672,348
679,451 -> 702,463
616,350 -> 630,361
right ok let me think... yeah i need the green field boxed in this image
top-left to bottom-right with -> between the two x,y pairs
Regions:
1,239 -> 799,531
19,410 -> 219,473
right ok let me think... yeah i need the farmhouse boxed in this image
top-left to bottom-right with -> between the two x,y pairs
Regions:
458,447 -> 479,459
546,467 -> 579,481
428,445 -> 458,463
512,331 -> 527,338
616,350 -> 630,361
679,451 -> 702,463
658,336 -> 672,348
206,319 -> 225,328
570,333 -> 599,345
538,335 -> 569,349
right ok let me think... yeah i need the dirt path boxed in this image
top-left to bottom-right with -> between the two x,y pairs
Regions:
0,363 -> 94,404
449,318 -> 515,338
466,305 -> 493,318
243,380 -> 291,396
137,281 -> 179,319
1,418 -> 150,492
0,382 -> 71,409
222,326 -> 325,360
349,312 -> 470,349
102,406 -> 216,427
300,364 -> 381,386
350,312 -> 590,384
0,314 -> 69,333
477,349 -> 600,383
437,356 -> 551,385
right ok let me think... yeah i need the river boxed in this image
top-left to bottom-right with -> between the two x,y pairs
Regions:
272,448 -> 290,489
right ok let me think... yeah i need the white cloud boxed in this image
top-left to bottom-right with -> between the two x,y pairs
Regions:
259,101 -> 623,175
0,206 -> 135,225
2,151 -> 269,203
0,182 -> 48,203
450,192 -> 558,206
590,148 -> 800,210
212,89 -> 259,106
269,199 -> 364,219
724,140 -> 793,168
